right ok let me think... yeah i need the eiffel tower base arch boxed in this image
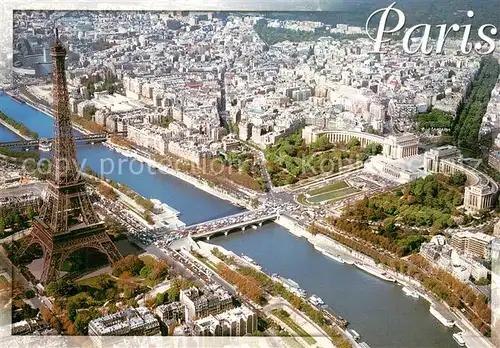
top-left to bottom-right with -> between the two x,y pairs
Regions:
17,219 -> 121,284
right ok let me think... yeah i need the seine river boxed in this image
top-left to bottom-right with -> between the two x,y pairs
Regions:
0,93 -> 459,347
0,94 -> 242,225
0,123 -> 22,142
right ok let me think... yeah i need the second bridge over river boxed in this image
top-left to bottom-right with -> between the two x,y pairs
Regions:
152,209 -> 280,246
186,209 -> 279,240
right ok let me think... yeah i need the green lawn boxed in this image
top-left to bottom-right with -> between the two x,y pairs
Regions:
139,254 -> 157,266
66,291 -> 101,305
140,278 -> 157,288
308,181 -> 348,196
297,194 -> 313,206
297,181 -> 361,206
193,252 -> 217,272
458,147 -> 477,159
272,309 -> 317,345
76,275 -> 114,289
308,187 -> 360,203
325,190 -> 362,204
62,260 -> 72,272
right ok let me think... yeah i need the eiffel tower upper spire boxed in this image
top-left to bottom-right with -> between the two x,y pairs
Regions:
50,26 -> 79,186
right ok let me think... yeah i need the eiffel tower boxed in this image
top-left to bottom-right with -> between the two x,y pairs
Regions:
17,28 -> 121,284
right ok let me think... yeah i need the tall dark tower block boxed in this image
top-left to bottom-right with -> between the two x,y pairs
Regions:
17,29 -> 121,284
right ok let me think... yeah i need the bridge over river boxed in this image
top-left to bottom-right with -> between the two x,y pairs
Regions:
187,209 -> 279,240
0,131 -> 127,149
152,209 -> 280,247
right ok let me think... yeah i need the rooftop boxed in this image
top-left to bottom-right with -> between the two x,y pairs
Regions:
89,306 -> 158,335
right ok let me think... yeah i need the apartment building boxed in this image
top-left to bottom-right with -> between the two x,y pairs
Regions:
155,301 -> 185,324
192,305 -> 257,336
451,231 -> 495,260
127,123 -> 170,155
88,307 -> 160,337
179,286 -> 233,321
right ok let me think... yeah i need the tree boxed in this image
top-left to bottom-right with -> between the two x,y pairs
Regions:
105,287 -> 118,301
241,160 -> 252,174
97,275 -> 112,289
477,209 -> 491,221
452,57 -> 500,154
62,314 -> 77,335
149,260 -> 168,281
127,298 -> 138,307
67,300 -> 78,322
45,279 -> 78,297
98,183 -> 117,200
448,172 -> 467,186
346,137 -> 361,150
118,271 -> 133,287
464,291 -> 476,305
82,106 -> 97,120
290,296 -> 302,309
381,222 -> 398,239
159,116 -> 174,128
416,109 -> 453,130
74,311 -> 92,334
249,198 -> 260,209
167,284 -> 180,302
140,265 -> 152,278
13,211 -> 21,226
143,212 -> 154,225
106,83 -> 115,95
310,135 -> 332,152
112,255 -> 145,276
308,223 -> 318,235
40,306 -> 62,331
364,143 -> 383,156
155,292 -> 166,306
24,289 -> 35,299
107,303 -> 119,314
130,257 -> 145,275
123,285 -> 136,300
474,277 -> 490,286
26,206 -> 35,221
85,83 -> 95,98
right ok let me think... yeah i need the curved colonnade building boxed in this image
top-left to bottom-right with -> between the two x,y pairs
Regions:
424,146 -> 498,212
302,126 -> 498,212
302,126 -> 419,160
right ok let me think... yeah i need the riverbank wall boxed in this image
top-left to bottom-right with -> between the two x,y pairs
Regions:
275,214 -> 493,346
275,214 -> 375,266
276,214 -> 439,301
107,143 -> 254,210
0,118 -> 32,141
17,92 -> 91,136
